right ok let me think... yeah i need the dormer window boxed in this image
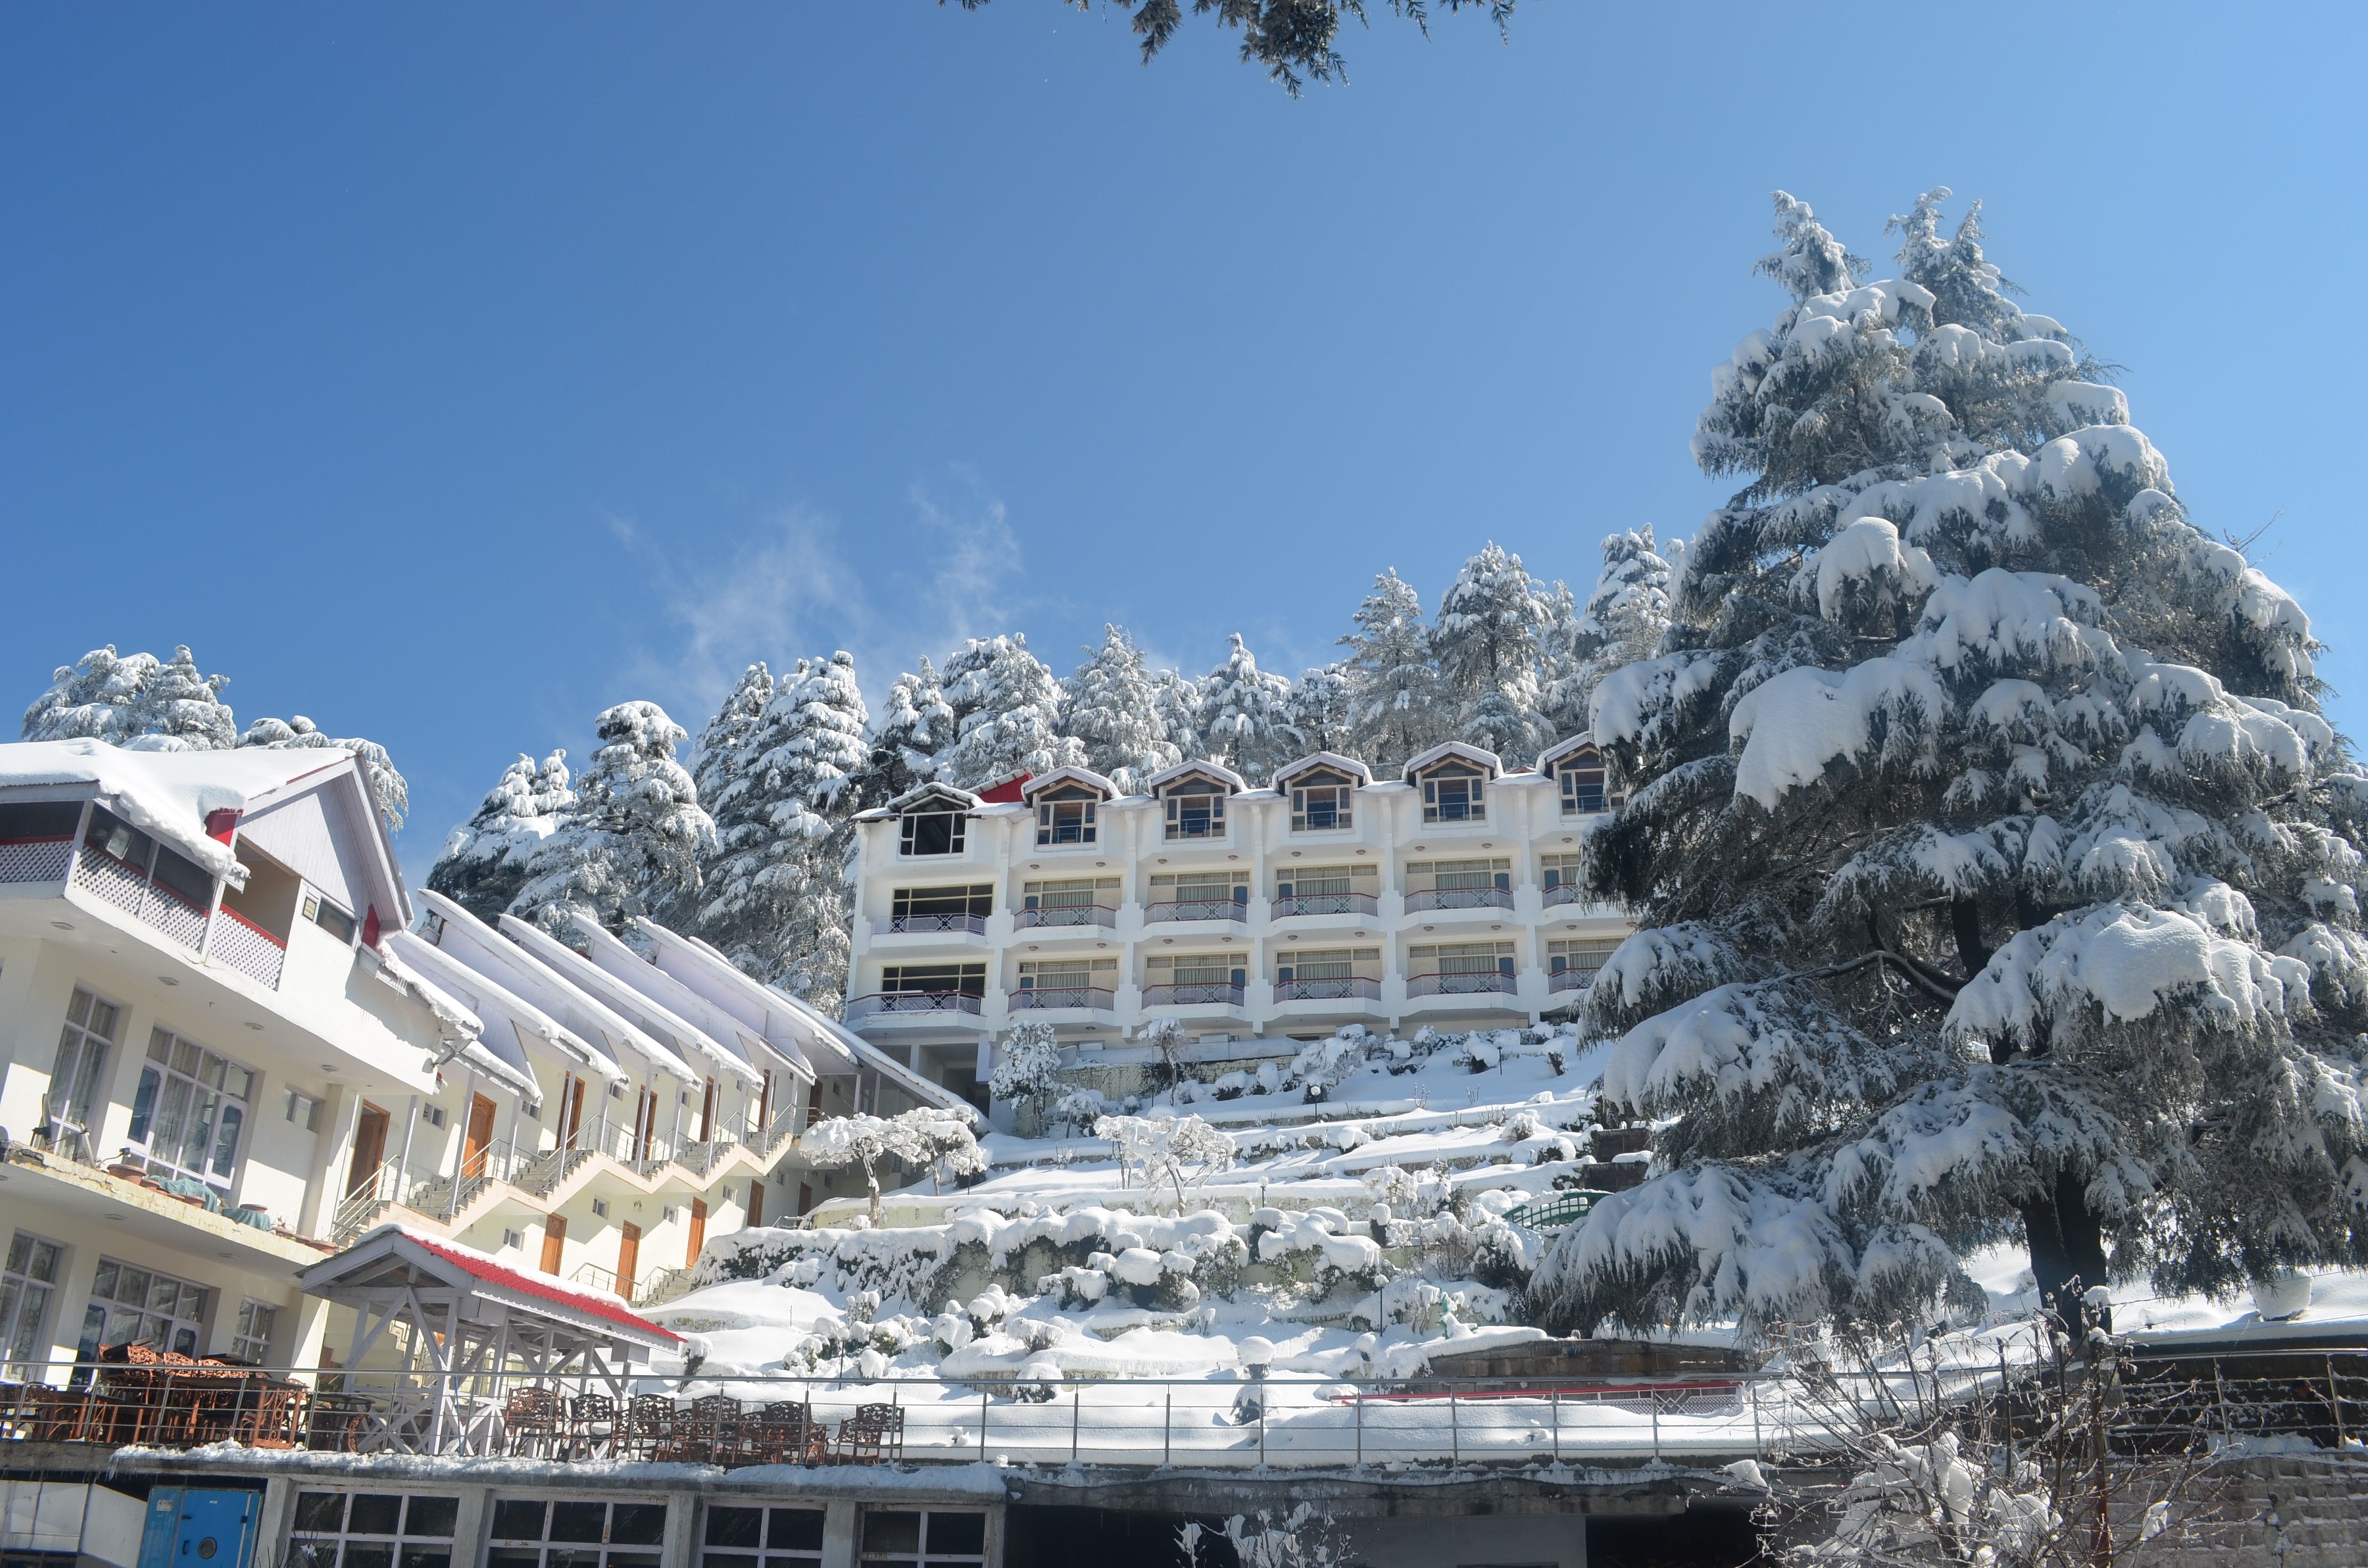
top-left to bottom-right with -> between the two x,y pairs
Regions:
1289,771 -> 1354,832
1163,783 -> 1227,841
900,810 -> 967,856
1420,765 -> 1486,824
1035,796 -> 1098,847
1559,749 -> 1609,815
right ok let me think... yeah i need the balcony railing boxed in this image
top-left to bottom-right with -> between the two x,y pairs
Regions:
1543,882 -> 1595,908
1404,886 -> 1513,913
1271,892 -> 1377,920
1273,976 -> 1381,1002
1008,986 -> 1114,1012
1549,967 -> 1601,993
875,912 -> 987,936
844,990 -> 984,1020
75,845 -> 211,951
1144,898 -> 1248,925
0,835 -> 74,885
1014,904 -> 1117,931
1406,970 -> 1517,999
1142,982 -> 1245,1008
211,908 -> 286,990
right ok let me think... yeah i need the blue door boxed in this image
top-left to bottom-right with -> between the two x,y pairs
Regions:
138,1488 -> 260,1568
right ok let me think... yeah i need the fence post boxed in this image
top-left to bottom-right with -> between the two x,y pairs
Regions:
1550,1388 -> 1559,1465
1355,1390 -> 1363,1467
1071,1380 -> 1081,1466
1449,1391 -> 1458,1466
2214,1359 -> 2232,1439
1165,1384 -> 1172,1467
1258,1387 -> 1267,1467
1651,1394 -> 1661,1463
2332,1355 -> 2347,1447
980,1385 -> 990,1456
1748,1378 -> 1760,1461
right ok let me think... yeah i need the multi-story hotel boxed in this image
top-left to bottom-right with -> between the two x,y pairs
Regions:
0,739 -> 962,1386
841,736 -> 1634,1098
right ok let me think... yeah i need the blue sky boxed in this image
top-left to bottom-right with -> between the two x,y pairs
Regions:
4,3 -> 2362,879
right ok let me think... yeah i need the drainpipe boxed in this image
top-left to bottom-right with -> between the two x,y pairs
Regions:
395,1095 -> 420,1205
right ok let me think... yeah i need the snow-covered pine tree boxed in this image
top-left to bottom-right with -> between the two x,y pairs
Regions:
22,644 -> 236,751
756,651 -> 869,1011
239,716 -> 411,829
689,664 -> 775,827
1199,633 -> 1297,783
1283,662 -> 1354,756
933,634 -> 1085,790
513,701 -> 715,936
428,751 -> 576,924
1151,665 -> 1205,765
1338,569 -> 1445,775
1434,543 -> 1549,765
857,658 -> 954,812
1062,625 -> 1181,792
1542,527 -> 1677,737
1532,190 -> 2360,1340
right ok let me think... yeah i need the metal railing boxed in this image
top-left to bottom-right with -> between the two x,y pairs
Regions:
1142,981 -> 1246,1008
1542,882 -> 1588,908
874,913 -> 987,936
1274,976 -> 1382,1002
1406,970 -> 1517,998
13,1344 -> 2358,1472
1548,967 -> 1600,993
1014,904 -> 1117,930
1008,986 -> 1114,1012
1143,898 -> 1249,924
1404,886 -> 1513,913
844,991 -> 984,1020
1271,892 -> 1377,919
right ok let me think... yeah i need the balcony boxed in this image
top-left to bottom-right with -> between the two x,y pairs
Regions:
1008,986 -> 1115,1012
1406,970 -> 1517,999
844,990 -> 985,1020
1271,892 -> 1377,920
5,824 -> 294,991
212,908 -> 287,988
1142,981 -> 1246,1008
1549,967 -> 1600,994
874,913 -> 987,936
1404,886 -> 1514,914
1273,976 -> 1381,1003
1014,904 -> 1117,931
0,834 -> 73,885
1144,898 -> 1248,925
1542,882 -> 1586,908
74,842 -> 210,951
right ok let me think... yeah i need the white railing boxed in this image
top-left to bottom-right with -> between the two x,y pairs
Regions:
210,909 -> 286,989
0,837 -> 73,884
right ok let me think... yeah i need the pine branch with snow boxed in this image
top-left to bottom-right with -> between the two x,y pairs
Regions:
429,751 -> 574,924
1435,544 -> 1550,765
1338,569 -> 1445,775
1200,633 -> 1298,783
512,700 -> 715,938
935,634 -> 1087,790
1062,625 -> 1182,793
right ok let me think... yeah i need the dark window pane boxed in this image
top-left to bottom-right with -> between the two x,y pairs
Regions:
545,1552 -> 604,1568
349,1497 -> 402,1537
706,1510 -> 762,1548
293,1494 -> 347,1534
342,1546 -> 393,1568
548,1503 -> 607,1543
605,1557 -> 662,1568
763,1558 -> 823,1568
767,1512 -> 825,1551
925,1514 -> 984,1555
610,1505 -> 668,1545
289,1544 -> 340,1568
399,1551 -> 450,1568
484,1550 -> 542,1568
491,1502 -> 548,1542
862,1514 -> 921,1554
702,1556 -> 759,1568
404,1498 -> 459,1539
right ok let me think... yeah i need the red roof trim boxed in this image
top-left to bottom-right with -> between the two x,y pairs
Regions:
406,1232 -> 684,1342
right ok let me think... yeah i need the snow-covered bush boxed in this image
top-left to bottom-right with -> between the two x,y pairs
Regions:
988,1020 -> 1064,1127
1093,1113 -> 1237,1205
802,1106 -> 982,1223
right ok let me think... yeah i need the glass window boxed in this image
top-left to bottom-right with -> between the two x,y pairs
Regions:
890,885 -> 992,920
899,812 -> 966,856
489,1499 -> 667,1568
1034,797 -> 1097,845
304,893 -> 358,943
231,1298 -> 277,1361
1288,776 -> 1353,831
1,1230 -> 64,1379
859,1510 -> 985,1566
1547,938 -> 1622,985
75,1257 -> 210,1367
82,806 -> 154,873
1540,852 -> 1584,890
126,1026 -> 255,1189
1162,786 -> 1226,840
1558,750 -> 1609,814
878,963 -> 986,997
702,1506 -> 825,1568
1420,768 -> 1486,823
289,1492 -> 461,1568
45,984 -> 122,1148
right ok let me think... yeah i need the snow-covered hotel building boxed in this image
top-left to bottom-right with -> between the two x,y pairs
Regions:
0,740 -> 958,1382
842,738 -> 1634,1095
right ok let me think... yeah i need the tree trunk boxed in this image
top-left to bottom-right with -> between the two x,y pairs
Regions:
2020,1168 -> 2112,1335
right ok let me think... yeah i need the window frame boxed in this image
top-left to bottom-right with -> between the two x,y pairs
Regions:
1,1229 -> 65,1380
898,811 -> 968,857
857,1508 -> 987,1567
76,1257 -> 211,1369
488,1498 -> 670,1568
126,1025 -> 258,1191
288,1490 -> 463,1568
1160,783 -> 1228,841
1288,773 -> 1354,832
1033,796 -> 1098,846
1418,767 -> 1486,824
45,984 -> 124,1150
702,1505 -> 826,1568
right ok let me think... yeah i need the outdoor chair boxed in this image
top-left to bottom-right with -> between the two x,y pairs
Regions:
672,1393 -> 742,1463
832,1403 -> 903,1465
502,1385 -> 562,1457
566,1394 -> 617,1459
747,1400 -> 818,1466
623,1394 -> 676,1460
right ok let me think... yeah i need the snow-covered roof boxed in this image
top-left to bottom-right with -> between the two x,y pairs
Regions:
431,909 -> 693,1084
302,1224 -> 682,1348
1270,752 -> 1374,789
1402,740 -> 1502,780
887,781 -> 982,813
502,916 -> 758,1089
636,920 -> 857,1075
556,915 -> 770,1089
767,985 -> 973,1116
1144,759 -> 1247,795
1020,765 -> 1119,802
0,738 -> 347,883
580,924 -> 816,1082
1533,733 -> 1602,775
409,894 -> 631,1085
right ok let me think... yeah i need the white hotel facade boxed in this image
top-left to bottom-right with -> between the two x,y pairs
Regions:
843,736 -> 1635,1095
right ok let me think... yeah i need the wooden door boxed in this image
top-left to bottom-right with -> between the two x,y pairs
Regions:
633,1088 -> 657,1162
539,1215 -> 567,1276
805,1080 -> 822,1128
798,1183 -> 813,1216
345,1104 -> 389,1197
616,1223 -> 641,1299
462,1093 -> 497,1177
756,1072 -> 773,1135
686,1198 -> 707,1266
698,1078 -> 716,1141
559,1075 -> 585,1150
747,1180 -> 764,1228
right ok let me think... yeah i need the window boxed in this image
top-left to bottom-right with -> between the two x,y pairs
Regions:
1288,773 -> 1354,831
1272,947 -> 1380,999
1161,784 -> 1228,840
703,1507 -> 825,1568
77,1259 -> 210,1364
899,811 -> 967,856
1147,870 -> 1249,918
1558,749 -> 1609,814
502,1228 -> 527,1253
0,799 -> 82,845
1548,938 -> 1622,988
1419,766 -> 1486,823
880,963 -> 986,997
284,1088 -> 322,1131
1272,865 -> 1377,915
231,1299 -> 277,1362
303,892 -> 358,943
1410,941 -> 1516,976
1015,957 -> 1115,1000
45,985 -> 121,1149
1409,858 -> 1512,893
290,1492 -> 461,1568
422,1102 -> 447,1129
1144,953 -> 1245,1002
889,885 -> 992,924
127,1027 -> 256,1189
1033,794 -> 1098,846
2,1230 -> 64,1379
418,910 -> 447,945
859,1510 -> 986,1567
1539,853 -> 1584,891
592,1197 -> 611,1219
488,1496 -> 667,1568
1019,876 -> 1118,920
